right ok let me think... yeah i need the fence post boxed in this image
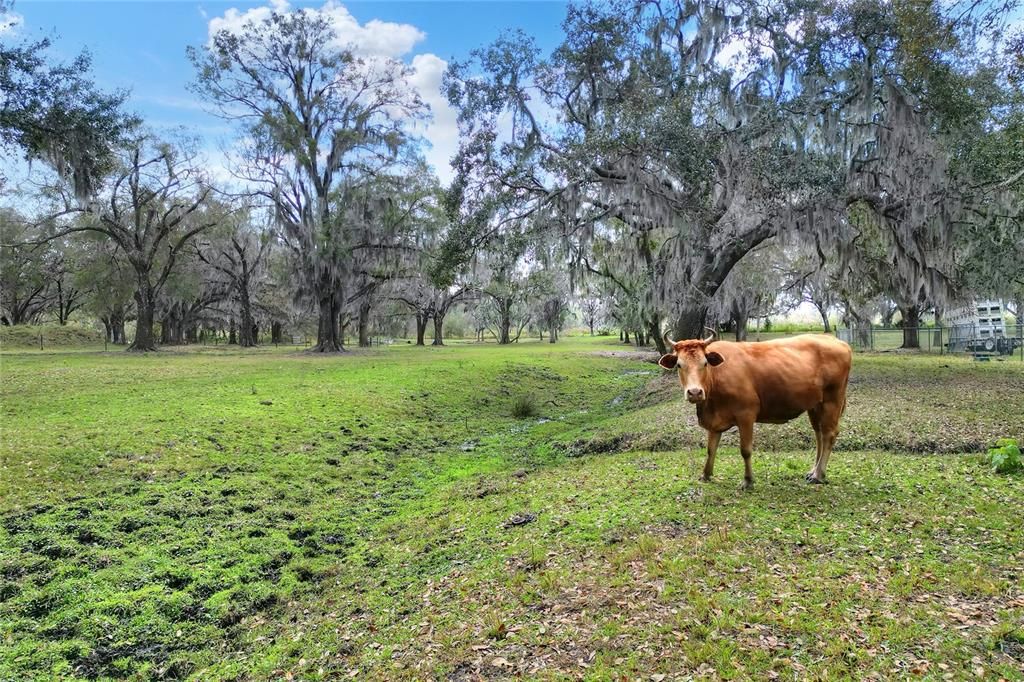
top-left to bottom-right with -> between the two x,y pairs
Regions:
39,333 -> 43,351
870,326 -> 874,351
939,327 -> 943,355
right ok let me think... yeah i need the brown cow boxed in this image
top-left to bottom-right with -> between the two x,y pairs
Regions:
659,332 -> 852,489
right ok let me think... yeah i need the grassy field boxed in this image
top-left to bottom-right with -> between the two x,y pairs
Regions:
1,337 -> 1023,681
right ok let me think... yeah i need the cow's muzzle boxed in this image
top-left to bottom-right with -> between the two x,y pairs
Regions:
686,387 -> 705,403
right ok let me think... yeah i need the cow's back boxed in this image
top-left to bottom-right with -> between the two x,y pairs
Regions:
706,335 -> 851,425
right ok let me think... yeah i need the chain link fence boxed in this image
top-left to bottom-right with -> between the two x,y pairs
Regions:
837,325 -> 1024,360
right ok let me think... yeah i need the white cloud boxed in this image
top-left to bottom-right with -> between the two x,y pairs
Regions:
205,0 -> 458,184
0,8 -> 23,34
207,0 -> 424,59
408,53 -> 458,185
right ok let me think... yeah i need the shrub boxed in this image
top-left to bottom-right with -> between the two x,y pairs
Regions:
511,393 -> 538,419
987,439 -> 1021,474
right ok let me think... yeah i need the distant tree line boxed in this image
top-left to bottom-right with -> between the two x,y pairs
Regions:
1,0 -> 1021,351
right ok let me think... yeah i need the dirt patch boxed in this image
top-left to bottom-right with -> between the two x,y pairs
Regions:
588,350 -> 661,363
562,433 -> 636,457
633,373 -> 680,408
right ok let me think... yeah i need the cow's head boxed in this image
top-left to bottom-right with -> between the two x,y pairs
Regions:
658,331 -> 724,404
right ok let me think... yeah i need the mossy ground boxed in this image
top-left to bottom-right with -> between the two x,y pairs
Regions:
1,337 -> 1022,680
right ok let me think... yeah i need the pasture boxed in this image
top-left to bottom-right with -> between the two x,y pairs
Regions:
1,337 -> 1023,680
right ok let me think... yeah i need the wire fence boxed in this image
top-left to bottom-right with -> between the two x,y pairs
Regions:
837,325 -> 1024,360
7,325 -> 1023,360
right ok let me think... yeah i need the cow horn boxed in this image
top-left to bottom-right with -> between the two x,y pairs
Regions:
702,326 -> 717,344
663,331 -> 675,347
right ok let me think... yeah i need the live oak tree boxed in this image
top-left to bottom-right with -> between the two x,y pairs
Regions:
74,234 -> 134,343
779,247 -> 841,333
0,0 -> 137,197
196,208 -> 271,347
159,246 -> 232,345
47,235 -> 88,325
812,0 -> 1021,347
349,168 -> 441,347
48,135 -> 217,351
470,227 -> 538,344
446,0 -> 1021,343
444,1 -> 839,342
950,29 -> 1024,325
709,243 -> 789,341
190,7 -> 425,352
384,169 -> 473,346
0,210 -> 52,325
578,295 -> 600,336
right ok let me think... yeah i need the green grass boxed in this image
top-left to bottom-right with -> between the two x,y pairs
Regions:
0,323 -> 105,350
1,338 -> 1022,680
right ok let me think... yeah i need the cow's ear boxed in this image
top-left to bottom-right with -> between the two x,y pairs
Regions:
705,351 -> 725,367
658,353 -> 678,370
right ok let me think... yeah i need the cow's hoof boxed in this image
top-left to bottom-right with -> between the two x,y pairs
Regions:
805,472 -> 815,481
699,475 -> 713,482
740,480 -> 754,491
807,476 -> 827,485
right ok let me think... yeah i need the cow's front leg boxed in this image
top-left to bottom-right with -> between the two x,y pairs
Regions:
738,420 -> 755,490
701,430 -> 721,481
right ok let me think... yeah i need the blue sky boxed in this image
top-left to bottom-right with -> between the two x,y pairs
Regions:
6,1 -> 571,184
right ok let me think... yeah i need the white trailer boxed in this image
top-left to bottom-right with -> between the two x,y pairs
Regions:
946,299 -> 1019,354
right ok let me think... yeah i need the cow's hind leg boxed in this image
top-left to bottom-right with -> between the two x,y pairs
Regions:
809,399 -> 843,484
738,419 -> 755,490
701,429 -> 721,481
806,406 -> 823,481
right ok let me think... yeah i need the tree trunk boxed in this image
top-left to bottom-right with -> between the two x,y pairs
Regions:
817,304 -> 831,333
882,305 -> 897,329
271,321 -> 283,344
650,319 -> 667,354
730,300 -> 749,342
623,330 -> 630,344
673,305 -> 710,341
229,318 -> 237,345
358,301 -> 371,348
161,307 -> 184,345
415,312 -> 428,346
102,318 -> 112,343
238,290 -> 257,347
498,300 -> 512,344
900,305 -> 920,349
129,285 -> 158,352
432,312 -> 445,346
549,327 -> 556,343
311,293 -> 344,352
